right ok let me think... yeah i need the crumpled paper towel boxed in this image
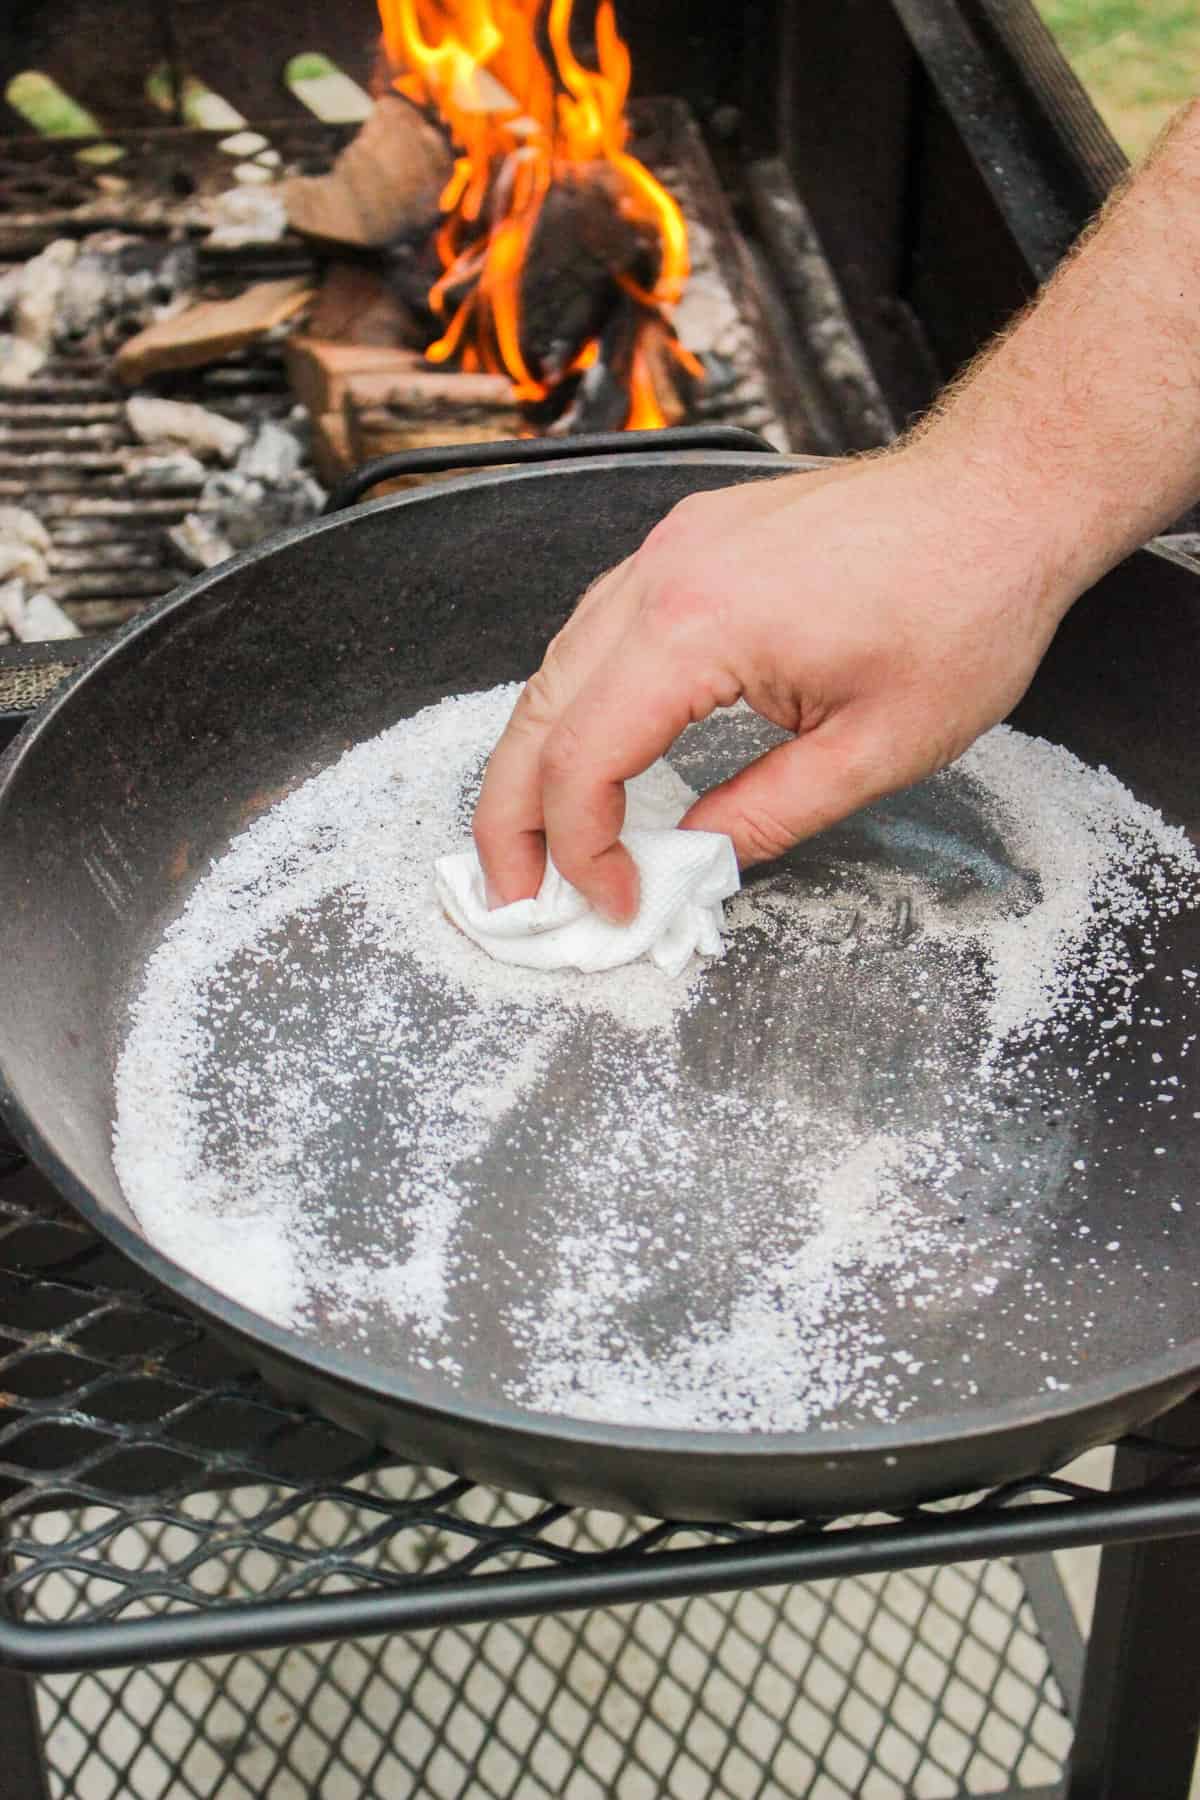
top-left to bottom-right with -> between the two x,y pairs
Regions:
434,761 -> 740,977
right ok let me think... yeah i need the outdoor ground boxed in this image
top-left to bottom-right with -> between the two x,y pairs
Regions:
1036,0 -> 1200,161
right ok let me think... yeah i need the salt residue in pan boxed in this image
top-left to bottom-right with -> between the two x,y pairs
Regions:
112,685 -> 1200,1432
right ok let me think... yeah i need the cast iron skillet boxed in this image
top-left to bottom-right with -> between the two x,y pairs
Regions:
0,427 -> 1198,1521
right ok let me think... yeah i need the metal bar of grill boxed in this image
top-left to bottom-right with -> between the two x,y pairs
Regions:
6,1485 -> 1200,1677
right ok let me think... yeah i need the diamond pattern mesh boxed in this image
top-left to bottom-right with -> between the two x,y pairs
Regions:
29,1479 -> 1072,1799
0,1175 -> 1083,1795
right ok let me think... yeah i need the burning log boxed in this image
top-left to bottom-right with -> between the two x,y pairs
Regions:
372,0 -> 695,430
549,300 -> 699,435
516,171 -> 655,384
115,279 -> 313,384
631,313 -> 697,428
282,97 -> 454,250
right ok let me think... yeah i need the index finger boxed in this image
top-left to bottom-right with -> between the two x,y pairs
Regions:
541,634 -> 721,920
472,561 -> 638,905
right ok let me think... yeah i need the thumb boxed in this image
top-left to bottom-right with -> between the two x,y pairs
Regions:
681,720 -> 897,867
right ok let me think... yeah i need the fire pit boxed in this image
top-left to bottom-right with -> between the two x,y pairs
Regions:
0,0 -> 850,703
0,0 -> 1164,731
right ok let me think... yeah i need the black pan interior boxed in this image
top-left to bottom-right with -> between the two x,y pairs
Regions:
1,451 -> 1198,1520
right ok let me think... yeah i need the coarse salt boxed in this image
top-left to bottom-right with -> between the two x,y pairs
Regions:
112,689 -> 1200,1433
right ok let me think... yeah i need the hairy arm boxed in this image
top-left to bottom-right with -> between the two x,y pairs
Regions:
474,100 -> 1200,922
928,97 -> 1200,588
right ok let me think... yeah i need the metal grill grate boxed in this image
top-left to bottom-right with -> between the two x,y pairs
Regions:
0,101 -> 792,682
0,656 -> 78,712
29,1490 -> 1072,1798
0,1155 -> 1114,1796
0,124 -> 357,256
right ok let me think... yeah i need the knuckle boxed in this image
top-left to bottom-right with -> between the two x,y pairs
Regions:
513,662 -> 562,731
642,492 -> 709,554
737,804 -> 797,865
540,716 -> 588,785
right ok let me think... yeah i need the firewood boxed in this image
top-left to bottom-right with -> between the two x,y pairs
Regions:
281,97 -> 454,250
310,410 -> 356,486
637,315 -> 694,429
346,408 -> 520,467
283,337 -> 423,418
518,170 -> 655,381
306,262 -> 418,348
341,366 -> 514,418
115,278 -> 313,384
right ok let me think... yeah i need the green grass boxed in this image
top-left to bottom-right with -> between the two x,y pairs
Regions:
1035,0 -> 1199,160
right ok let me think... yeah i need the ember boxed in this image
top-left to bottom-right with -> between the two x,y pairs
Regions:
377,0 -> 702,428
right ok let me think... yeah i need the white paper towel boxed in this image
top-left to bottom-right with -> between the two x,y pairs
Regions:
434,762 -> 740,977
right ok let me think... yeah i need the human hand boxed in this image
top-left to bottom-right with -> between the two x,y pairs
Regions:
472,442 -> 1084,923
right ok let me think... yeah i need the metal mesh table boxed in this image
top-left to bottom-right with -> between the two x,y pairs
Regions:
2,1140 -> 1200,1797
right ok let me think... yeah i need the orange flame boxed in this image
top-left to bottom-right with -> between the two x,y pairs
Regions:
376,0 -> 691,425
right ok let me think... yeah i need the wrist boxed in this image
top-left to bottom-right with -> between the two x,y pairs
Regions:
894,422 -> 1089,635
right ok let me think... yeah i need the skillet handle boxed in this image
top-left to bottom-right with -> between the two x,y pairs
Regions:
321,425 -> 778,515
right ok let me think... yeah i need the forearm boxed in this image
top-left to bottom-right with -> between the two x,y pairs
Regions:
916,99 -> 1200,608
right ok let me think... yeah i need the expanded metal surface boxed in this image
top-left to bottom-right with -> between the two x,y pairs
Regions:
1,1147 -> 1199,1795
31,1498 -> 1073,1799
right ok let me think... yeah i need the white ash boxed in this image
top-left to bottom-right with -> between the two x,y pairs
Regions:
0,542 -> 47,588
8,239 -> 76,348
196,470 -> 326,550
202,186 -> 289,249
127,450 -> 210,496
236,419 -> 305,484
113,688 -> 1200,1433
165,513 -> 235,573
0,506 -> 51,590
0,336 -> 46,385
126,395 -> 248,464
0,507 -> 51,555
201,421 -> 324,547
0,234 -> 194,361
0,580 -> 79,642
164,421 -> 324,568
